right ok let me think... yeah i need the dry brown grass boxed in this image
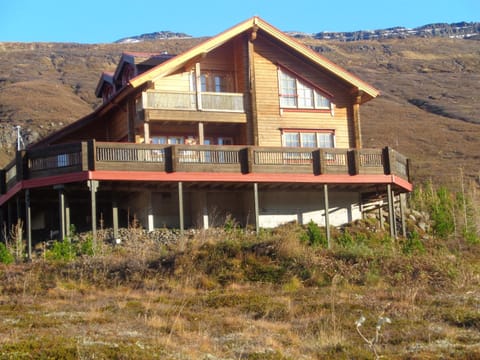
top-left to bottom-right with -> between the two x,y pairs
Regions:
0,217 -> 479,359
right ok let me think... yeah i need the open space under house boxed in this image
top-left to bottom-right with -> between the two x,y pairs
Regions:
0,17 -> 412,257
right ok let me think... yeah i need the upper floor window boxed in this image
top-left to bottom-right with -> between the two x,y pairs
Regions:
282,130 -> 335,148
200,71 -> 233,92
278,68 -> 333,112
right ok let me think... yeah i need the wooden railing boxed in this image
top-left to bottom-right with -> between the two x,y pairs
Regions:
141,90 -> 245,112
172,145 -> 246,173
0,141 -> 411,193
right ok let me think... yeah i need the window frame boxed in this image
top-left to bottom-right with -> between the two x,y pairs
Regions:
277,66 -> 334,114
281,129 -> 335,149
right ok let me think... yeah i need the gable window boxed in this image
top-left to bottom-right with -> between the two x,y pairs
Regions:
282,130 -> 335,148
278,68 -> 333,112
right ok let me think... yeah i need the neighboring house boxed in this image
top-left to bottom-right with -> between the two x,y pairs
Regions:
0,17 -> 412,253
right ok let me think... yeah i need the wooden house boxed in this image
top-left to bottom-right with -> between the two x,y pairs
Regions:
0,17 -> 412,253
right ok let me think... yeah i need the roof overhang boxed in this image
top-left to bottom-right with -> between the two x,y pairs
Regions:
129,16 -> 379,103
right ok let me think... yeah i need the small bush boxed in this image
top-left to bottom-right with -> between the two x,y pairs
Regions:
336,229 -> 354,248
0,242 -> 14,264
402,230 -> 425,255
301,220 -> 328,248
47,239 -> 76,261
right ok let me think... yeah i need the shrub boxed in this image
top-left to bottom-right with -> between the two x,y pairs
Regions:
301,220 -> 328,248
431,186 -> 455,239
402,230 -> 425,255
0,242 -> 14,264
47,239 -> 76,261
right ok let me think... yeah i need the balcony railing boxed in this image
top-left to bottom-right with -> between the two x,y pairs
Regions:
141,90 -> 245,112
0,141 -> 410,193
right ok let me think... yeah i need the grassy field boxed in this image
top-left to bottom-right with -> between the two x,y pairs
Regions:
0,184 -> 479,359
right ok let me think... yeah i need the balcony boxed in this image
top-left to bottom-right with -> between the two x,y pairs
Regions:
140,90 -> 248,123
0,141 -> 410,194
142,90 -> 246,112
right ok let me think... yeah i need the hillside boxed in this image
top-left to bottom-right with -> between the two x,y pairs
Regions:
0,35 -> 479,187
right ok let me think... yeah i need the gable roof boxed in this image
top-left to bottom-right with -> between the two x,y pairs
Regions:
94,71 -> 114,98
129,16 -> 379,103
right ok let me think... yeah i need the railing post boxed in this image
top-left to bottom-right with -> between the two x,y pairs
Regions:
87,139 -> 96,171
81,142 -> 89,171
352,149 -> 360,175
15,150 -> 28,181
247,147 -> 255,174
312,150 -> 321,175
405,158 -> 411,182
171,145 -> 178,172
383,147 -> 393,175
239,148 -> 249,174
319,149 -> 326,174
0,170 -> 5,194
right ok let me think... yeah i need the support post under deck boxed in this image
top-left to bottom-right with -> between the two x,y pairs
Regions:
323,184 -> 331,248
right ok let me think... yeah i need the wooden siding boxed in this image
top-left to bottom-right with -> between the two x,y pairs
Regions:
252,35 -> 355,148
153,70 -> 192,92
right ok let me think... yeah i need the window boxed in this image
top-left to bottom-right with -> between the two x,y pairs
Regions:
200,72 -> 233,92
283,133 -> 300,147
278,69 -> 332,111
282,130 -> 334,148
151,136 -> 184,145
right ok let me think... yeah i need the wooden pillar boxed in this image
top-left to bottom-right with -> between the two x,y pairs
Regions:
392,191 -> 398,239
112,200 -> 119,242
16,196 -> 21,226
400,193 -> 407,237
200,192 -> 209,229
144,120 -> 150,144
198,122 -> 205,145
352,92 -> 363,149
195,62 -> 202,110
248,30 -> 259,145
55,185 -> 66,241
387,184 -> 395,239
0,205 -> 4,243
65,198 -> 71,238
88,180 -> 99,245
379,201 -> 384,230
147,192 -> 154,232
178,182 -> 184,233
127,98 -> 136,142
253,182 -> 259,233
323,184 -> 331,248
25,189 -> 32,260
7,201 -> 12,234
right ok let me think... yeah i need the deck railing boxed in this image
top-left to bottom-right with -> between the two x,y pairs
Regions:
0,141 -> 410,193
142,90 -> 245,112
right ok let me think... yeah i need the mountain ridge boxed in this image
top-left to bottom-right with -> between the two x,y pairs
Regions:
113,21 -> 480,44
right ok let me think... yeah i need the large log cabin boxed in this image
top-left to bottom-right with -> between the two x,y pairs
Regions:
0,17 -> 412,254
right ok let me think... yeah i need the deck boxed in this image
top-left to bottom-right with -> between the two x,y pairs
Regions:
1,141 -> 410,195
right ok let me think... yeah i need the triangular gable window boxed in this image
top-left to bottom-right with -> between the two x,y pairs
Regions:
278,67 -> 334,114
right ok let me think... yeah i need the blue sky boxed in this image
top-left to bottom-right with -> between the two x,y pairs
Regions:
1,0 -> 479,43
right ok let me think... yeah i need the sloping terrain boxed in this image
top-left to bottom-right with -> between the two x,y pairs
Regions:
0,36 -> 478,186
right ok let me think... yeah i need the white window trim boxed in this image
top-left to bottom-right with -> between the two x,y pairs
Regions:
277,67 -> 334,115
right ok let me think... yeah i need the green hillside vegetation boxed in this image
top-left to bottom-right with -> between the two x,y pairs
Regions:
0,183 -> 479,358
